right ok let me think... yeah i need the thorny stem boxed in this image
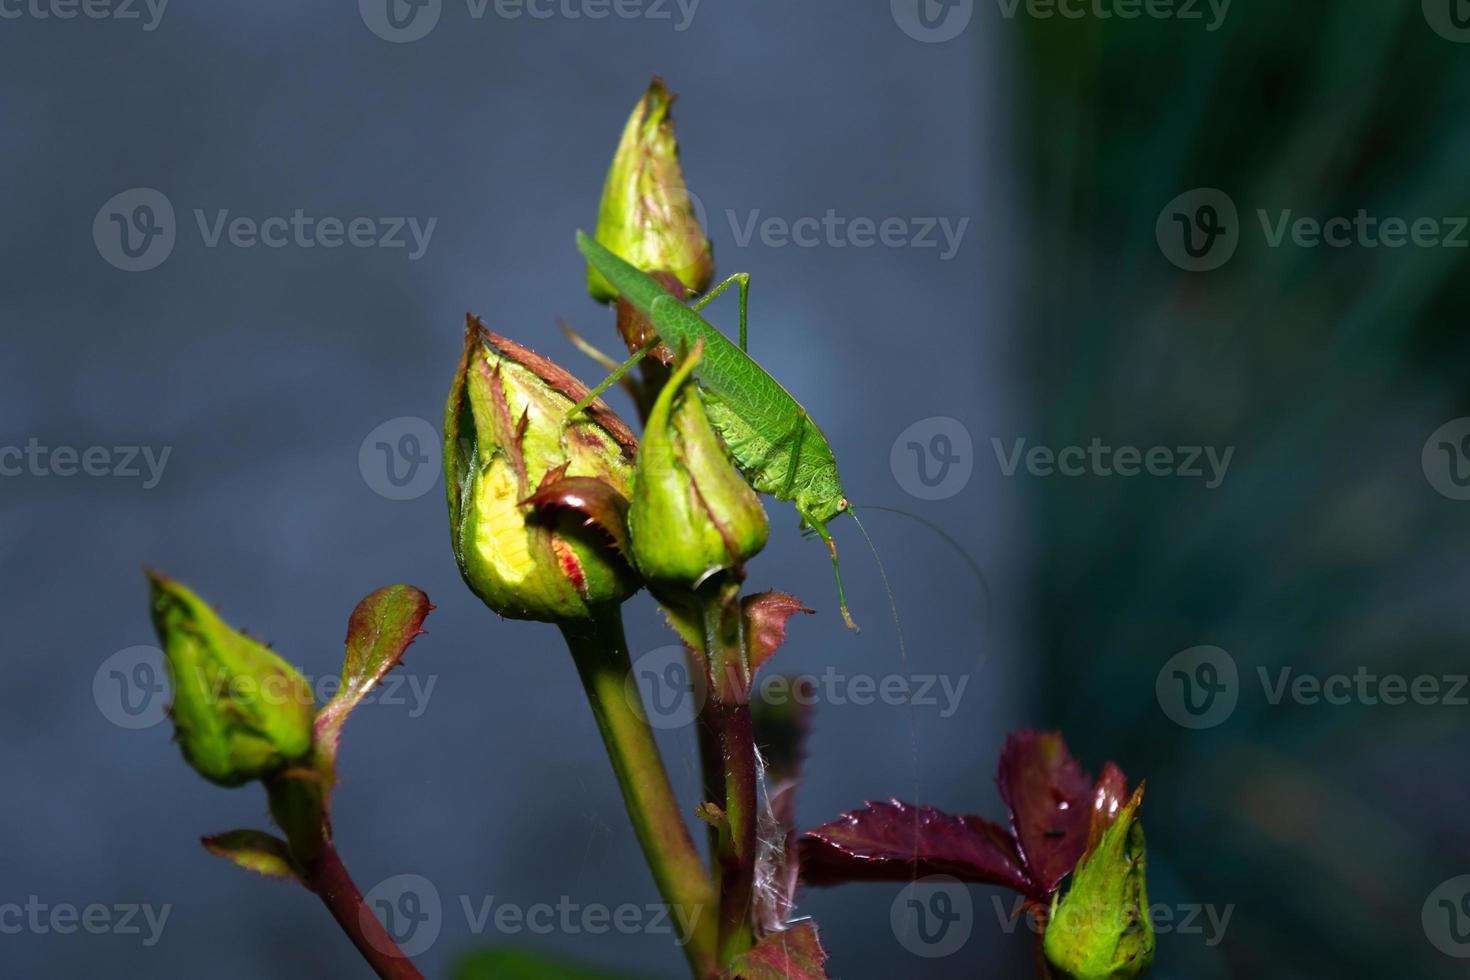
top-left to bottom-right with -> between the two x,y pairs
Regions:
697,578 -> 758,965
561,605 -> 721,979
686,642 -> 727,866
302,842 -> 425,980
267,773 -> 424,980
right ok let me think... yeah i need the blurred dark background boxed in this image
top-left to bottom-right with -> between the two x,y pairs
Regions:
1,2 -> 1466,978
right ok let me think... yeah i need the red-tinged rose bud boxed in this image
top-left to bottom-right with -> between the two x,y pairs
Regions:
1044,784 -> 1155,980
588,77 -> 714,304
445,317 -> 642,623
628,341 -> 768,587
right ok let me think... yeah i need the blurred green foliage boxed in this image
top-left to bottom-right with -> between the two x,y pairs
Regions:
1016,4 -> 1470,977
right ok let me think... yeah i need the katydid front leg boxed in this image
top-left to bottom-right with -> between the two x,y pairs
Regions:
565,337 -> 659,423
566,272 -> 751,424
692,273 -> 750,352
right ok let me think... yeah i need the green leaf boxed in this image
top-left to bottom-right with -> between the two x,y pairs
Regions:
724,922 -> 828,980
200,829 -> 299,881
314,585 -> 432,779
453,947 -> 652,980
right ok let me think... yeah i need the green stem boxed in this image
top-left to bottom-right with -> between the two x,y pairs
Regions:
561,606 -> 720,979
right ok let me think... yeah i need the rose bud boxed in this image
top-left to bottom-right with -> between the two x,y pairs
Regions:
628,340 -> 768,587
587,76 -> 714,304
445,317 -> 642,623
1043,784 -> 1156,980
147,572 -> 315,787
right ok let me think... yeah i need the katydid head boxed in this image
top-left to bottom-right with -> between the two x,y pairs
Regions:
797,490 -> 849,527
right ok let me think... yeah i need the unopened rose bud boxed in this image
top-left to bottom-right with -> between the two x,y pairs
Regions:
1044,785 -> 1155,980
629,341 -> 768,587
445,318 -> 641,623
147,573 -> 315,787
588,77 -> 714,304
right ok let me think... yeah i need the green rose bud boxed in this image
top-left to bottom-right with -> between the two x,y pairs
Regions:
1044,785 -> 1155,980
629,341 -> 768,586
445,318 -> 642,623
587,76 -> 714,304
147,573 -> 315,787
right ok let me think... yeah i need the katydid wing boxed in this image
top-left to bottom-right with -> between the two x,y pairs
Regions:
575,229 -> 858,629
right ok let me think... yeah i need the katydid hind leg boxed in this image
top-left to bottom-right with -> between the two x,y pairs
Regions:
805,511 -> 858,632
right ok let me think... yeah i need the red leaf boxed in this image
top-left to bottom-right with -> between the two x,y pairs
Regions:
725,922 -> 828,980
996,730 -> 1093,896
798,800 -> 1030,893
743,592 -> 813,675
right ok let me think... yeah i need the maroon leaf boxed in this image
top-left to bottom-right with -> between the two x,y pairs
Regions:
314,585 -> 432,781
996,730 -> 1092,896
523,473 -> 634,559
1087,762 -> 1131,851
743,592 -> 814,675
725,921 -> 828,980
799,800 -> 1030,893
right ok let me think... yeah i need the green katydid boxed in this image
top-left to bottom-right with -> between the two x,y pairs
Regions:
571,229 -> 860,630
